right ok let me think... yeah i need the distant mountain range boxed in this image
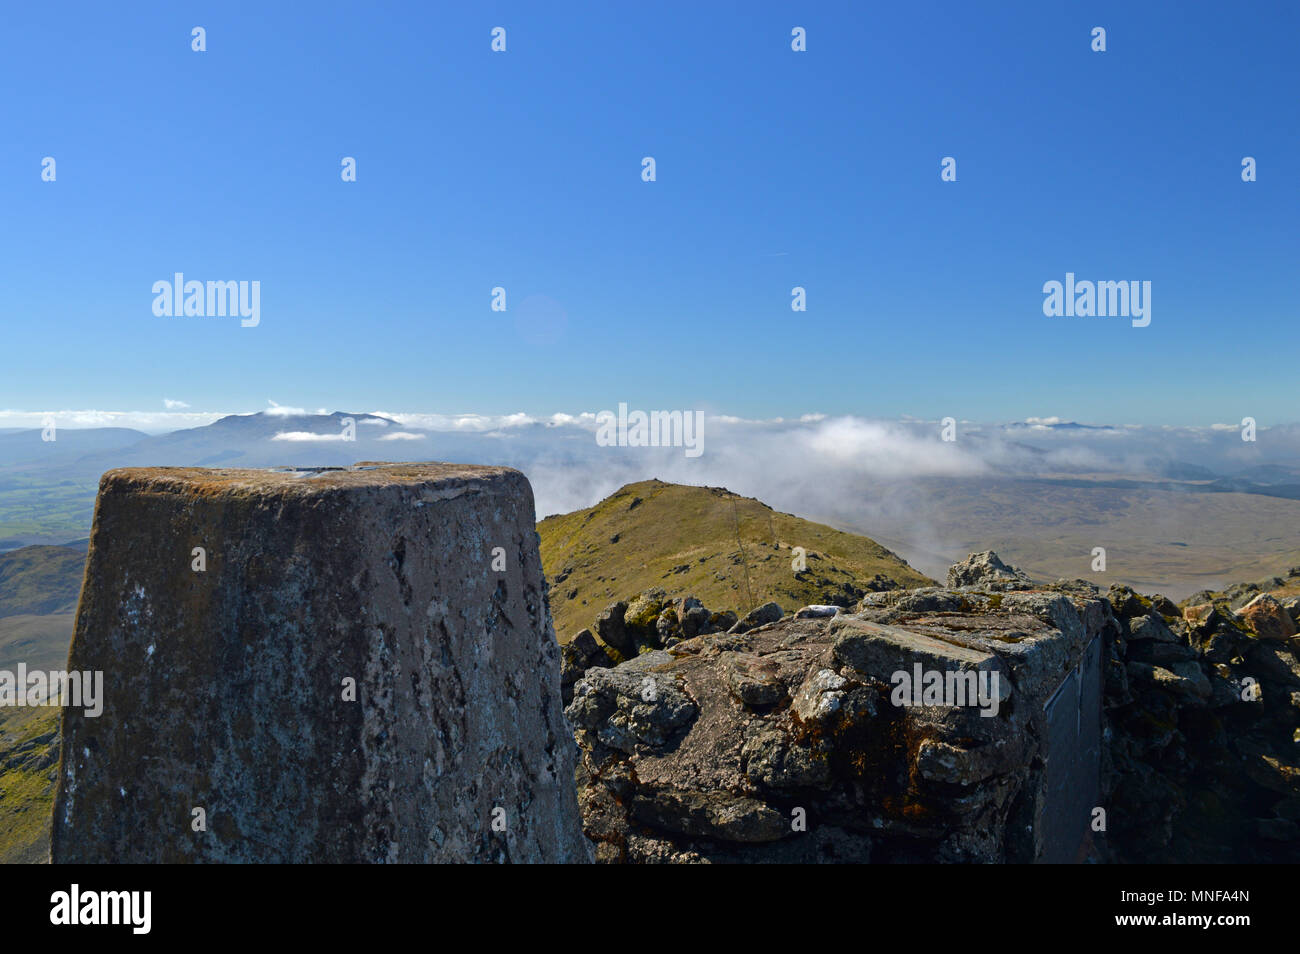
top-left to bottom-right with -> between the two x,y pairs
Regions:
0,411 -> 551,548
3,411 -> 1300,598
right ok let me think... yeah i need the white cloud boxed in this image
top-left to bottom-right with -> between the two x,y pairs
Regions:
799,417 -> 987,478
163,398 -> 191,410
265,401 -> 309,417
378,432 -> 426,441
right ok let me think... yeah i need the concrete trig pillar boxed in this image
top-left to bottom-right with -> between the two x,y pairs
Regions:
51,463 -> 591,863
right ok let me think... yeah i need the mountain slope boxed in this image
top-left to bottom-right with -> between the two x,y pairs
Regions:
538,479 -> 933,640
0,615 -> 76,674
0,706 -> 59,864
0,544 -> 86,618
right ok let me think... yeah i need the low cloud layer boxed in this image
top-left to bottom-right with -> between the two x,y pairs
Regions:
3,407 -> 1297,522
3,407 -> 1297,593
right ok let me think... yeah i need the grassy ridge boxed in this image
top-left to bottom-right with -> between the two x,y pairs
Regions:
538,479 -> 933,640
0,542 -> 83,863
0,705 -> 60,864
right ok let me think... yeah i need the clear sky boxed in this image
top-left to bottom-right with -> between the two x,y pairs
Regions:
2,1 -> 1296,426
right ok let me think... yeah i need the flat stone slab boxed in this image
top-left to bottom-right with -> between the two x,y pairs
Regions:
829,617 -> 1002,676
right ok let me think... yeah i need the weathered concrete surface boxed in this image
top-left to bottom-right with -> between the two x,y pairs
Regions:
51,463 -> 592,863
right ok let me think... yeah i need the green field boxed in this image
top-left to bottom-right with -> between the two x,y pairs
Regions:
0,475 -> 95,548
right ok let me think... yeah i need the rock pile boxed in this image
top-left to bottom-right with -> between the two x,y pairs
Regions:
1106,583 -> 1300,860
565,557 -> 1105,862
564,553 -> 1300,863
559,588 -> 812,707
1187,565 -> 1300,611
561,589 -> 748,704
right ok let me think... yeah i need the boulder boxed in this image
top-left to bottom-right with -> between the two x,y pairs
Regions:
1238,594 -> 1297,641
565,657 -> 697,753
623,590 -> 668,643
592,600 -> 632,656
728,601 -> 785,634
721,652 -> 786,707
795,604 -> 842,619
561,630 -> 613,705
709,610 -> 739,632
1128,612 -> 1179,643
1283,596 -> 1300,626
676,600 -> 713,638
946,550 -> 1030,588
655,607 -> 679,645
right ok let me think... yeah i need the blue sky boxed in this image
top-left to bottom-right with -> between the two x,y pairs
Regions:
2,1 -> 1296,426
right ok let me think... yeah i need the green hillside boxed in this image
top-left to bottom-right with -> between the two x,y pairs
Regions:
0,544 -> 86,618
0,705 -> 59,864
0,614 -> 76,674
538,479 -> 933,640
0,474 -> 96,550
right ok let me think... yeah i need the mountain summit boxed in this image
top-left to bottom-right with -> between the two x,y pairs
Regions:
538,479 -> 933,640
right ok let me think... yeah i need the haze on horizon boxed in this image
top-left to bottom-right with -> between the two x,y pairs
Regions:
3,406 -> 1298,601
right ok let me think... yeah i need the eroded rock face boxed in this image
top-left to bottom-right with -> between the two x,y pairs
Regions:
568,556 -> 1300,864
1107,584 -> 1300,862
568,583 -> 1106,863
51,464 -> 591,863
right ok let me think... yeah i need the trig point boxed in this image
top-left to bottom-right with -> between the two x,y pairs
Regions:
51,463 -> 591,863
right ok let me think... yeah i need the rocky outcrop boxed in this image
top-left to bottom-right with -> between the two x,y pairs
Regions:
566,553 -> 1300,863
51,463 -> 591,863
567,571 -> 1105,863
946,550 -> 1032,588
1107,584 -> 1300,860
1187,565 -> 1300,611
558,589 -> 774,702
